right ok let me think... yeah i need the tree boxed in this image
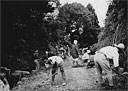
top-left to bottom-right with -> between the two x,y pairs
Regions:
58,2 -> 100,47
86,3 -> 99,27
1,0 -> 60,71
91,0 -> 127,71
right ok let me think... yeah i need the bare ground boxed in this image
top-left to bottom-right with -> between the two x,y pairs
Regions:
11,57 -> 128,91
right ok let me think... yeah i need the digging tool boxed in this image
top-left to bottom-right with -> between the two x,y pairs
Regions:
111,24 -> 127,79
42,71 -> 58,83
112,68 -> 128,79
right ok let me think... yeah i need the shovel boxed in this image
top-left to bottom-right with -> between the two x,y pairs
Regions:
112,68 -> 128,79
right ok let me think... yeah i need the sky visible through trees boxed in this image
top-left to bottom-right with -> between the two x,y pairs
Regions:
1,0 -> 127,72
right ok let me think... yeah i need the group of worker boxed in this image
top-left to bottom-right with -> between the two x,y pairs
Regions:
1,40 -> 124,90
33,39 -> 125,89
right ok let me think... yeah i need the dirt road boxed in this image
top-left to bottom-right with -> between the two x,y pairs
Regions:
11,57 -> 101,91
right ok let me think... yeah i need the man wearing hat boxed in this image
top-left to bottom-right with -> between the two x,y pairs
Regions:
70,40 -> 80,66
94,43 -> 125,88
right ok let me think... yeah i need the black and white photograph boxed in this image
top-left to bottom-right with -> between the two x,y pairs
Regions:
1,0 -> 128,91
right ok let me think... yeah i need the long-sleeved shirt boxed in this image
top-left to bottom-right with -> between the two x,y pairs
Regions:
70,44 -> 79,58
66,40 -> 80,58
99,46 -> 119,67
48,56 -> 63,64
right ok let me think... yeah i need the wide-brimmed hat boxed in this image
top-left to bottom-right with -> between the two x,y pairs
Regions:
113,43 -> 125,49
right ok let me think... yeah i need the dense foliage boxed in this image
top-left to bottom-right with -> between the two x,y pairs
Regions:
2,1 -> 100,71
1,0 -> 59,71
90,0 -> 127,71
2,0 -> 127,71
58,3 -> 100,47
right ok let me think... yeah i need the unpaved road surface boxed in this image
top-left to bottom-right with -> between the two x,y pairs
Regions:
11,57 -> 102,91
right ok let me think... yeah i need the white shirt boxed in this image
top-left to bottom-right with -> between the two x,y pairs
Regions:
48,56 -> 63,64
0,79 -> 10,91
82,53 -> 89,60
99,46 -> 119,67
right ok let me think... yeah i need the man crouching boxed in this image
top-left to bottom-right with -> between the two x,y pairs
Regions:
43,55 -> 66,86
